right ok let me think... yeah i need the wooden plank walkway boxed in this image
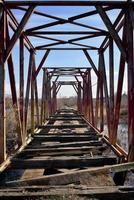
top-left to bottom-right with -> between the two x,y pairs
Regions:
0,109 -> 134,199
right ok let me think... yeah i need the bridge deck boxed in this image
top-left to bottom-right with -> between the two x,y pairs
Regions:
0,109 -> 133,199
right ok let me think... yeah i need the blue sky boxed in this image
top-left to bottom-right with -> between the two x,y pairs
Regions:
5,1 -> 128,98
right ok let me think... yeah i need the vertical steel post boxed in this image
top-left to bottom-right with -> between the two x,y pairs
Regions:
6,23 -> 23,146
32,58 -> 39,126
95,81 -> 100,128
87,70 -> 91,122
109,36 -> 114,140
45,72 -> 49,119
99,51 -> 110,135
25,50 -> 34,132
77,82 -> 82,113
98,53 -> 104,132
40,69 -> 45,124
0,2 -> 6,163
34,74 -> 39,125
31,54 -> 35,135
20,36 -> 25,140
53,82 -> 57,114
88,69 -> 94,126
83,74 -> 88,119
48,75 -> 52,116
41,68 -> 48,124
111,20 -> 126,145
127,7 -> 134,161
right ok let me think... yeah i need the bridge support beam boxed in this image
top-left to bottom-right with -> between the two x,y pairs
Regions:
0,2 -> 6,163
77,82 -> 82,113
20,36 -> 25,140
98,53 -> 104,132
127,6 -> 134,162
52,82 -> 57,114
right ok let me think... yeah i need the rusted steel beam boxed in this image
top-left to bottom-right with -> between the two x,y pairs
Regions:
31,54 -> 39,125
100,9 -> 125,50
26,21 -> 64,33
36,41 -> 98,50
75,76 -> 83,90
69,33 -> 107,43
37,48 -> 96,50
31,54 -> 36,135
7,42 -> 23,146
0,3 -> 6,164
111,21 -> 126,145
40,69 -> 47,124
82,75 -> 87,118
109,37 -> 114,140
95,75 -> 100,129
5,1 -> 129,7
48,76 -> 52,116
56,84 -> 61,95
25,15 -> 105,34
25,50 -> 34,131
5,6 -> 35,61
83,50 -> 99,77
27,31 -> 104,35
86,70 -> 91,122
40,71 -> 45,124
77,82 -> 82,113
73,84 -> 78,94
55,81 -> 77,85
34,35 -> 99,50
19,36 -> 25,140
25,19 -> 104,35
98,54 -> 104,132
34,73 -> 40,125
19,6 -> 106,35
130,6 -> 134,29
16,6 -> 102,21
88,69 -> 94,126
69,6 -> 121,21
36,41 -> 64,50
6,8 -> 35,51
52,82 -> 57,114
127,7 -> 134,162
44,70 -> 49,122
96,6 -> 126,59
34,50 -> 50,78
99,51 -> 110,135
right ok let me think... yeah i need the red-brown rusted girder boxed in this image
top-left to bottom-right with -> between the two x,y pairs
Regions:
0,1 -> 6,164
127,6 -> 134,162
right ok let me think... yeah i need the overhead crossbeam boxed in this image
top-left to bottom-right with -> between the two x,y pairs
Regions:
5,1 -> 131,7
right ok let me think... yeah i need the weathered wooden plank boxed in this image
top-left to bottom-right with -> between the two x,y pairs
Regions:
0,186 -> 134,200
5,162 -> 134,187
31,135 -> 99,143
11,156 -> 117,169
47,117 -> 83,121
49,114 -> 84,117
26,141 -> 103,149
0,186 -> 134,199
17,146 -> 105,157
21,169 -> 45,180
37,132 -> 98,135
38,124 -> 88,129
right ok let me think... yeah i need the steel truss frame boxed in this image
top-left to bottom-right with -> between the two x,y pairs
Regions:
0,0 -> 134,169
